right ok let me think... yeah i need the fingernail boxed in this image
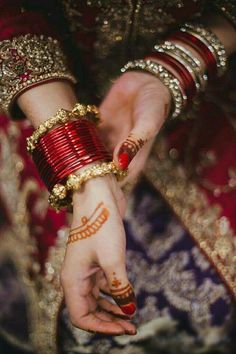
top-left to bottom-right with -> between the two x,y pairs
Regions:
118,136 -> 145,170
118,152 -> 130,170
120,302 -> 136,316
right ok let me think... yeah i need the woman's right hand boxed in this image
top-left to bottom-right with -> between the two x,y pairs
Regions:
60,174 -> 137,335
17,81 -> 137,335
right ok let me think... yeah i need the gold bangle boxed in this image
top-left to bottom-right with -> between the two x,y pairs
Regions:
26,103 -> 101,154
71,103 -> 100,123
48,161 -> 128,211
26,108 -> 70,153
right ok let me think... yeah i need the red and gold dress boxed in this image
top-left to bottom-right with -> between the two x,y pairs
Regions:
0,1 -> 236,354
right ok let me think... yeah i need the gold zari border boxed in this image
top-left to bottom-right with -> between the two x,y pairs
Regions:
0,125 -> 67,354
144,139 -> 236,300
0,34 -> 76,116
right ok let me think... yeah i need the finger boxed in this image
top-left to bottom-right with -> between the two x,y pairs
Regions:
118,139 -> 155,187
62,267 -> 125,335
96,309 -> 136,335
115,82 -> 170,170
101,264 -> 137,316
116,132 -> 147,171
81,313 -> 125,335
96,271 -> 111,295
98,297 -> 130,319
99,102 -> 132,152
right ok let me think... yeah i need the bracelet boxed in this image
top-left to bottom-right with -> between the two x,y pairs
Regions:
27,103 -> 100,153
49,162 -> 127,211
148,52 -> 197,103
168,31 -> 217,79
121,59 -> 187,119
154,41 -> 208,91
32,119 -> 111,190
0,35 -> 76,116
181,23 -> 227,76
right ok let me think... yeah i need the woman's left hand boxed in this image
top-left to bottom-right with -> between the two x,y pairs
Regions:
99,71 -> 171,182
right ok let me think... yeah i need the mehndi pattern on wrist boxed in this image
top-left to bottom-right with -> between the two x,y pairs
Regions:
67,202 -> 110,244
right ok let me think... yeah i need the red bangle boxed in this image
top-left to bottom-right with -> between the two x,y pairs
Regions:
32,119 -> 111,190
167,31 -> 217,79
146,51 -> 197,103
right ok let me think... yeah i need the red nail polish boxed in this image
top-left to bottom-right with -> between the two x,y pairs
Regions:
121,303 -> 136,315
118,152 -> 130,170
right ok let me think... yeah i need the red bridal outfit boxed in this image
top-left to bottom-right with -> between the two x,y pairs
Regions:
0,1 -> 236,354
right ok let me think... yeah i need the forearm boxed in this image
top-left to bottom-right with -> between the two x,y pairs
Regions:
17,81 -> 77,127
168,13 -> 236,78
205,13 -> 236,56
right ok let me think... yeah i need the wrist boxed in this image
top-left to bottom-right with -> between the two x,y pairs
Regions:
17,81 -> 77,127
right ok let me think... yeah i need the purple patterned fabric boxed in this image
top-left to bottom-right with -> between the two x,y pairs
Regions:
57,177 -> 236,354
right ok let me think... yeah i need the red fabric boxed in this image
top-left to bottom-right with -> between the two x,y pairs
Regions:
0,1 -> 56,40
166,96 -> 236,231
0,114 -> 67,268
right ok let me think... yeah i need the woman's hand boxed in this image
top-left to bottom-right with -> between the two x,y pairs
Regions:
17,82 -> 136,335
99,71 -> 171,181
60,175 -> 137,335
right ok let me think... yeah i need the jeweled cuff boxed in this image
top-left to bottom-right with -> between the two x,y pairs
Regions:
0,34 -> 77,117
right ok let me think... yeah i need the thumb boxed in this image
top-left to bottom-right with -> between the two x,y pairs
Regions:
115,83 -> 170,170
116,132 -> 147,171
102,263 -> 137,316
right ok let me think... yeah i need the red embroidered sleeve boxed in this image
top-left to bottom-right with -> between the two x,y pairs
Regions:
0,0 -> 76,117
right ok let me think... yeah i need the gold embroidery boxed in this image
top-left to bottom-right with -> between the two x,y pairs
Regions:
144,138 -> 236,300
0,123 -> 67,354
126,250 -> 231,329
0,35 -> 76,116
60,0 -> 187,96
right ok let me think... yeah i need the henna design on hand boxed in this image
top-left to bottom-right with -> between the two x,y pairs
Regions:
67,202 -> 109,244
118,134 -> 146,170
110,282 -> 136,316
111,272 -> 122,288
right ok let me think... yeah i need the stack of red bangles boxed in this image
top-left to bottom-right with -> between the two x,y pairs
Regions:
27,103 -> 126,211
151,23 -> 227,111
33,119 -> 111,190
122,22 -> 227,119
